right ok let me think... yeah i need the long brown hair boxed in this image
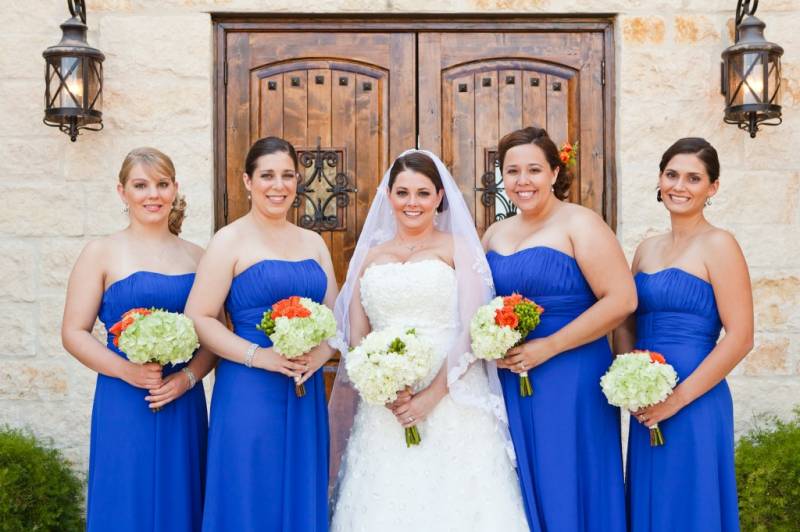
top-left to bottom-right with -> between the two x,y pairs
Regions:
496,127 -> 573,200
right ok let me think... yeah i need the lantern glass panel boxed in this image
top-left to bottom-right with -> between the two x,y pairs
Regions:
742,51 -> 765,105
87,58 -> 102,112
58,56 -> 84,109
767,55 -> 781,105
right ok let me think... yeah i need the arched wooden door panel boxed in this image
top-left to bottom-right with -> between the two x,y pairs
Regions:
418,31 -> 608,232
223,32 -> 416,283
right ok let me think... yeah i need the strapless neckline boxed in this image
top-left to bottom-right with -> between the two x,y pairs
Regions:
104,270 -> 195,295
364,258 -> 455,275
636,268 -> 712,286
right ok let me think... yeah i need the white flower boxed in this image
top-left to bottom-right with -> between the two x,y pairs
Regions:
600,352 -> 679,411
270,298 -> 337,358
346,327 -> 435,405
469,297 -> 522,361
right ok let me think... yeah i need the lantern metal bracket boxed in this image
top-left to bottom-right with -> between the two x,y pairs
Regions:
68,0 -> 87,24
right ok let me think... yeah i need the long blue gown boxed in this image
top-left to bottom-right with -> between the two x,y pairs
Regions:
90,272 -> 208,532
487,247 -> 626,532
202,259 -> 329,532
627,269 -> 739,531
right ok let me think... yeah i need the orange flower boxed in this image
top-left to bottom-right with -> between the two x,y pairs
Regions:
503,293 -> 523,307
562,143 -> 573,153
649,351 -> 666,364
272,296 -> 311,319
495,307 -> 519,329
560,152 -> 570,163
109,308 -> 151,348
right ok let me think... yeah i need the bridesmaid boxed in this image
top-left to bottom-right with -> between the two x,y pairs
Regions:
61,147 -> 215,531
482,127 -> 635,531
615,137 -> 753,531
186,137 -> 337,532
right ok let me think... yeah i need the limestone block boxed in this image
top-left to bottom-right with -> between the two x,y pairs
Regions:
707,171 -> 799,226
37,295 -> 69,356
727,223 -> 800,270
0,361 -> 70,401
0,185 -> 84,237
103,78 -> 211,134
752,276 -> 800,332
83,183 -> 128,236
0,304 -> 36,357
0,241 -> 36,302
741,333 -> 791,376
621,16 -> 666,45
730,376 -> 800,436
0,80 -> 56,138
674,15 -> 720,44
0,33 -> 56,80
99,14 -> 211,79
39,238 -> 90,292
0,136 -> 64,178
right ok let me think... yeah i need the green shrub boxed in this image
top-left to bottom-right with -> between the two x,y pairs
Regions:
0,427 -> 84,532
736,408 -> 800,532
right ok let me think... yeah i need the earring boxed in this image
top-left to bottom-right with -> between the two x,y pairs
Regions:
247,193 -> 251,201
705,198 -> 712,207
434,211 -> 440,225
122,204 -> 129,214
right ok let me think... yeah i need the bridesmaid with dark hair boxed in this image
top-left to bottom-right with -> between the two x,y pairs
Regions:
482,126 -> 635,531
615,137 -> 753,532
186,137 -> 337,531
62,147 -> 214,531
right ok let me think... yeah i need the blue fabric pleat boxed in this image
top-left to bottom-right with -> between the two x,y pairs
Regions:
487,247 -> 626,532
89,272 -> 207,532
626,269 -> 739,532
201,259 -> 329,532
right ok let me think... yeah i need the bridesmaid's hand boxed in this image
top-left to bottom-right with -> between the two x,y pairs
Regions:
295,349 -> 330,387
253,347 -> 308,379
145,371 -> 190,410
633,391 -> 688,428
499,337 -> 557,373
122,361 -> 163,390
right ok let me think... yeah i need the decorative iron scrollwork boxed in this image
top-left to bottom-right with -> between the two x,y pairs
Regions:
475,151 -> 517,222
294,139 -> 357,232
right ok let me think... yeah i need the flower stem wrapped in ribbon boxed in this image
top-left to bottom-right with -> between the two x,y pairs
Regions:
109,307 -> 200,412
346,328 -> 434,447
600,350 -> 678,446
470,293 -> 544,397
256,296 -> 337,397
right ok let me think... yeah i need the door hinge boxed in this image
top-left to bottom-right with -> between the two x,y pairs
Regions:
223,61 -> 228,86
223,189 -> 228,221
601,60 -> 606,86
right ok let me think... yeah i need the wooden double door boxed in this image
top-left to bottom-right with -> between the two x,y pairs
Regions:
215,17 -> 614,389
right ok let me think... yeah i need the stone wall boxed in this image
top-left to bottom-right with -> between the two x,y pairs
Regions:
1,0 -> 798,470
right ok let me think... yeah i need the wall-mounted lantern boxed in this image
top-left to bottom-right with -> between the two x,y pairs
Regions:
43,0 -> 104,141
721,0 -> 783,138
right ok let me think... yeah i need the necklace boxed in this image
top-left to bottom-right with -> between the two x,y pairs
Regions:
397,234 -> 432,252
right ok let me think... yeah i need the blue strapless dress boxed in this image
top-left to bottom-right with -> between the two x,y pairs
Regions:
487,247 -> 626,532
627,269 -> 739,531
90,272 -> 208,532
202,259 -> 329,532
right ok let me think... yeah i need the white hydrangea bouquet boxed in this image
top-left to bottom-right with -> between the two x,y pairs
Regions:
256,295 -> 337,397
600,350 -> 679,446
346,327 -> 435,447
470,293 -> 544,397
110,308 -> 199,412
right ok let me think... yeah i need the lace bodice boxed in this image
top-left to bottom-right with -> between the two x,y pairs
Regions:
360,260 -> 458,387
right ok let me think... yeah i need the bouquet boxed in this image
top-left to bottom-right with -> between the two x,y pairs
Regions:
256,296 -> 337,397
470,293 -> 544,397
109,308 -> 200,411
346,328 -> 435,447
600,350 -> 678,446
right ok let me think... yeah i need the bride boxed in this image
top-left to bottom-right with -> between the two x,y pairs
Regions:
329,150 -> 528,531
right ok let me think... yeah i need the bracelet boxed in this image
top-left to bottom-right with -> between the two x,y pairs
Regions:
244,343 -> 259,368
181,367 -> 197,389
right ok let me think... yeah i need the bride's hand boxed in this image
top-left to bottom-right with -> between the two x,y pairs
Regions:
391,386 -> 444,428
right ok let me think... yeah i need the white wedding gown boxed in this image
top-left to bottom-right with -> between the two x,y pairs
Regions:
331,260 -> 528,532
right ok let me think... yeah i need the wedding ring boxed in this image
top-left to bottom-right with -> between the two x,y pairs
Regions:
407,416 -> 414,423
518,362 -> 525,370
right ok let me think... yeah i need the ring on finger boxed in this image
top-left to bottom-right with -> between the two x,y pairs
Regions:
407,416 -> 414,423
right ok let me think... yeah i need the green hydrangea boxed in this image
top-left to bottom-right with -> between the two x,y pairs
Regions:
263,298 -> 337,358
600,352 -> 678,411
118,310 -> 199,366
